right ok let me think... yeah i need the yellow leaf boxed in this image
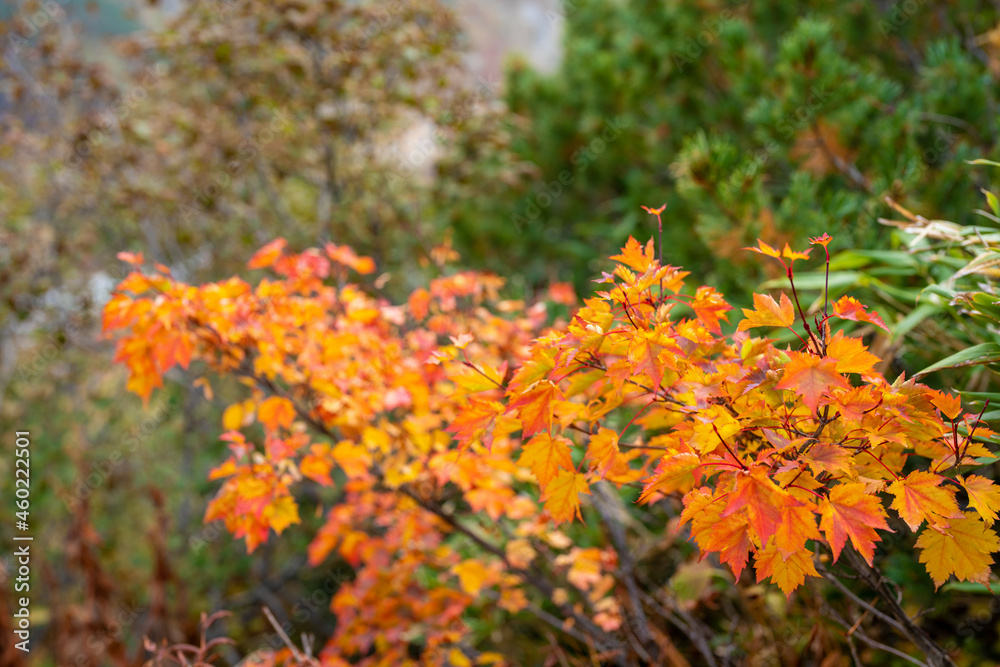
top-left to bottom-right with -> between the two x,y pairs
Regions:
453,560 -> 492,596
449,649 -> 472,667
518,433 -> 574,487
264,495 -> 300,534
962,475 -> 1000,527
586,428 -> 620,478
754,541 -> 819,598
916,513 -> 1000,589
542,470 -> 591,524
258,396 -> 295,431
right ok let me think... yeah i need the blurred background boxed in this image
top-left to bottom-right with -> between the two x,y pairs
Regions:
3,0 -> 1000,664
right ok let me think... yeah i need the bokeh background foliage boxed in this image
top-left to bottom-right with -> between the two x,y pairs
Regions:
3,0 -> 1000,665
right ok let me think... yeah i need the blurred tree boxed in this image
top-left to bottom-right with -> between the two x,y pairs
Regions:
440,0 -> 1000,299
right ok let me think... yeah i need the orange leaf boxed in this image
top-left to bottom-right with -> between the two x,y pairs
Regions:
586,428 -> 620,479
932,391 -> 963,421
258,396 -> 296,432
447,399 -> 505,451
610,236 -> 657,272
744,239 -> 782,259
776,352 -> 849,412
832,296 -> 889,332
508,382 -> 561,438
639,452 -> 701,502
887,470 -> 962,531
819,483 -> 891,565
826,331 -> 879,375
737,292 -> 796,331
518,433 -> 575,487
723,467 -> 791,548
247,239 -> 287,269
754,541 -> 819,598
542,470 -> 590,524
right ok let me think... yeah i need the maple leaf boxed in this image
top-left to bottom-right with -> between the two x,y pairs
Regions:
447,399 -> 505,451
638,452 -> 701,503
755,541 -> 819,598
690,286 -> 730,334
699,512 -> 755,581
776,352 -> 849,412
723,467 -> 791,548
809,233 -> 833,248
887,470 -> 963,531
508,381 -> 562,438
961,475 -> 1000,527
542,470 -> 591,524
586,428 -> 620,479
802,443 -> 853,476
518,433 -> 575,487
610,236 -> 657,272
774,501 -> 821,559
737,292 -> 796,331
453,560 -> 493,595
819,483 -> 891,565
247,238 -> 287,269
931,391 -> 963,421
682,487 -> 754,580
744,239 -> 782,259
263,495 -> 300,534
915,512 -> 1000,589
832,296 -> 890,332
826,331 -> 879,375
258,396 -> 296,431
781,243 -> 811,262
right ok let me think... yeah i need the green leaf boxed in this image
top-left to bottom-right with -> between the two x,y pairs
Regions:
914,343 -> 1000,379
968,159 -> 1000,168
891,303 -> 941,339
984,189 -> 1000,219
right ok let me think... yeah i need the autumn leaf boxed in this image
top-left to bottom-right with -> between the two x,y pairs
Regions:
961,475 -> 1000,527
832,296 -> 890,332
776,352 -> 849,412
737,292 -> 796,331
263,495 -> 300,534
258,396 -> 296,431
744,239 -> 782,259
447,399 -> 505,451
932,391 -> 964,421
542,470 -> 591,524
819,483 -> 891,564
454,560 -> 493,595
610,236 -> 657,272
802,443 -> 853,476
586,428 -> 620,479
508,381 -> 562,438
518,433 -> 575,487
723,467 -> 791,548
916,513 -> 1000,589
773,500 -> 821,559
639,452 -> 701,502
754,541 -> 819,598
887,470 -> 962,531
247,238 -> 287,269
826,331 -> 879,375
